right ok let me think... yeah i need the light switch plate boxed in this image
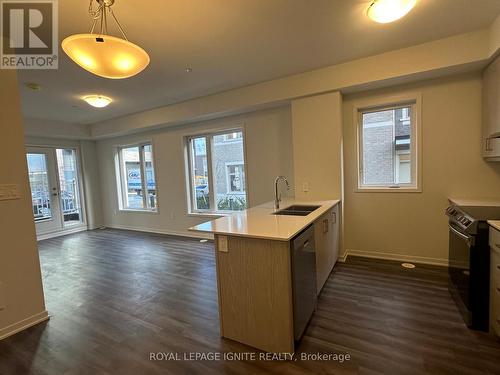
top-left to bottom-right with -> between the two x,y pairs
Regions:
218,236 -> 228,252
302,182 -> 309,192
0,184 -> 20,201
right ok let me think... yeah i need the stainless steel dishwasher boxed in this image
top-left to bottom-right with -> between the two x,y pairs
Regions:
291,224 -> 317,340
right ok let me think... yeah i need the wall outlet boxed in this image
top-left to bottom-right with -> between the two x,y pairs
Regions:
302,182 -> 309,192
218,236 -> 228,252
170,211 -> 175,220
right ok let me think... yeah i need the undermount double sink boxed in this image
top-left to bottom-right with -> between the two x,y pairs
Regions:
272,205 -> 321,216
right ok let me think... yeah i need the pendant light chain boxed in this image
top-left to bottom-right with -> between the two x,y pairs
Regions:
108,7 -> 128,41
87,0 -> 128,41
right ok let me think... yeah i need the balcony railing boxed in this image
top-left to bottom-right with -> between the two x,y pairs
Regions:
30,176 -> 80,220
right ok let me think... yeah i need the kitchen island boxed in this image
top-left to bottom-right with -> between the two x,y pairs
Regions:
189,199 -> 340,353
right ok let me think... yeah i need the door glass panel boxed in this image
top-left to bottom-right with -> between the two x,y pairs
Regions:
56,149 -> 82,226
26,153 -> 52,221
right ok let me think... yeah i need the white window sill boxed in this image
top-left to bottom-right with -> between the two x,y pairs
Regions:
356,186 -> 422,193
187,212 -> 228,218
118,209 -> 159,214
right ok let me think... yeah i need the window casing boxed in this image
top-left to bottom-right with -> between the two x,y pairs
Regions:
186,129 -> 247,213
357,98 -> 420,191
117,142 -> 158,211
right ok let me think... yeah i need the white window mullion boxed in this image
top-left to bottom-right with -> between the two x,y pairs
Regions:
119,148 -> 128,209
188,138 -> 198,212
206,136 -> 216,211
139,144 -> 148,209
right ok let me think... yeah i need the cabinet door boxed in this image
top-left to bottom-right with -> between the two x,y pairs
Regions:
315,208 -> 339,294
330,204 -> 340,265
314,211 -> 329,294
482,56 -> 500,159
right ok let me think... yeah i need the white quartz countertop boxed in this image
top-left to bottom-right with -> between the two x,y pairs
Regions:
448,198 -> 500,207
189,199 -> 340,241
488,220 -> 500,232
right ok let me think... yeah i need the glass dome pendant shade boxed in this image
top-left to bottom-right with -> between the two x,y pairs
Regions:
61,0 -> 150,79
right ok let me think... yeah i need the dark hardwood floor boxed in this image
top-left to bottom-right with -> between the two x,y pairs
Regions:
1,229 -> 499,374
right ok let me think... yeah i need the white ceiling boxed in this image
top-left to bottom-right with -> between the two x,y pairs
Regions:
19,0 -> 500,125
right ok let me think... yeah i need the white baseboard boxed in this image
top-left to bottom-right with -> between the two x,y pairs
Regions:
0,310 -> 50,341
37,225 -> 87,241
337,252 -> 348,263
342,249 -> 448,267
104,224 -> 214,240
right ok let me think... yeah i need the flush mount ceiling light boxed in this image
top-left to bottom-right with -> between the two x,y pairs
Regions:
62,0 -> 149,79
83,95 -> 112,108
367,0 -> 417,23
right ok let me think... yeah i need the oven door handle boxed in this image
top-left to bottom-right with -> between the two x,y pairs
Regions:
449,223 -> 474,246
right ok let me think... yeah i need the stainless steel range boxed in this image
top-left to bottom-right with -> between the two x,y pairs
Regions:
446,199 -> 500,331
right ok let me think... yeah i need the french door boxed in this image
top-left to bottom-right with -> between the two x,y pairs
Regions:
26,147 -> 84,237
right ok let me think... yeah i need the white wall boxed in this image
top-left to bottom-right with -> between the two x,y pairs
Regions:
292,92 -> 343,200
24,118 -> 91,140
80,140 -> 104,229
342,73 -> 500,265
96,106 -> 294,237
91,29 -> 494,139
0,69 -> 47,339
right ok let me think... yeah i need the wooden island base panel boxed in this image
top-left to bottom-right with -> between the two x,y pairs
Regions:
215,235 -> 295,353
190,199 -> 341,353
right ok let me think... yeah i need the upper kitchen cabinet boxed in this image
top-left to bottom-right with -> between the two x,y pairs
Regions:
482,55 -> 500,160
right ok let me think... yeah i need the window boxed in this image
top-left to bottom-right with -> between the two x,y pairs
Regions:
357,99 -> 420,191
187,130 -> 247,213
117,143 -> 157,210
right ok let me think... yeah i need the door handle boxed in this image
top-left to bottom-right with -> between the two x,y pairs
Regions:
323,219 -> 329,234
449,224 -> 473,246
301,240 -> 315,253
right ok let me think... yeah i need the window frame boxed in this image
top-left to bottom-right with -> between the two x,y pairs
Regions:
185,127 -> 248,215
355,93 -> 422,193
116,141 -> 159,212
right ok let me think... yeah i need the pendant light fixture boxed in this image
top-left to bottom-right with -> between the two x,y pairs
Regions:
62,0 -> 150,79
